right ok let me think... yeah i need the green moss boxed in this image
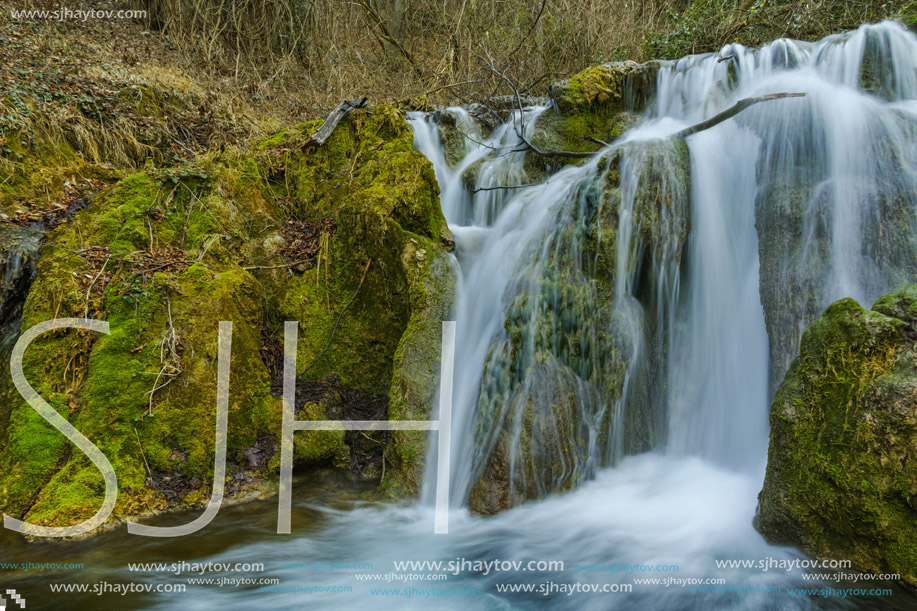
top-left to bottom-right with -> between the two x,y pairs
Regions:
757,288 -> 917,585
467,140 -> 688,514
0,100 -> 454,530
293,401 -> 348,467
378,236 -> 456,497
255,128 -> 292,150
116,86 -> 181,120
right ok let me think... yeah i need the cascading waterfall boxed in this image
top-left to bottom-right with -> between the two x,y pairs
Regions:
409,109 -> 692,510
655,21 -> 917,392
410,20 -> 917,505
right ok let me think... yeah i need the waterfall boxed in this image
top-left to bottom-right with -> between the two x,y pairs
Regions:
655,20 -> 917,390
410,19 -> 917,508
410,111 -> 693,510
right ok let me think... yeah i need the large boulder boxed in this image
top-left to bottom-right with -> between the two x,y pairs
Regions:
0,105 -> 454,532
756,286 -> 917,585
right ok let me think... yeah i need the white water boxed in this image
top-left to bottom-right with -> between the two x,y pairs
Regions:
128,20 -> 917,610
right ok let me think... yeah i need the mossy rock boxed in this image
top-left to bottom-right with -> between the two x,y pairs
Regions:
0,104 -> 455,531
756,287 -> 917,586
548,61 -> 659,117
526,61 -> 655,173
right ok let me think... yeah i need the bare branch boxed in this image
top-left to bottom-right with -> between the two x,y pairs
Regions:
516,133 -> 597,159
674,93 -> 806,139
305,98 -> 368,149
472,184 -> 537,193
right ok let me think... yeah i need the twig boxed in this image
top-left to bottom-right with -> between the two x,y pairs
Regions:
422,78 -> 485,97
506,0 -> 549,58
134,427 -> 152,477
517,133 -> 597,159
303,258 -> 372,373
473,184 -> 537,193
146,301 -> 180,417
243,259 -> 311,271
674,93 -> 806,139
124,260 -> 191,284
83,256 -> 110,318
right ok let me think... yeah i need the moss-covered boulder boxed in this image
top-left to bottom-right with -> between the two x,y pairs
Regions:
0,104 -> 454,533
756,286 -> 917,585
523,61 -> 658,180
549,61 -> 659,117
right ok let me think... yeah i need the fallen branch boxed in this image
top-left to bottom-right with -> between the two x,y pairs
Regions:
242,260 -> 311,271
134,427 -> 152,477
673,93 -> 806,139
304,98 -> 368,149
516,93 -> 806,158
83,255 -> 110,318
473,184 -> 538,193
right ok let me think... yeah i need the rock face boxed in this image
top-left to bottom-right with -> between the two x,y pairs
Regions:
754,105 -> 917,391
756,286 -> 917,585
0,105 -> 454,531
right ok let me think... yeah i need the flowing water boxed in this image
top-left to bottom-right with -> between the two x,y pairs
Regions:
3,20 -> 917,611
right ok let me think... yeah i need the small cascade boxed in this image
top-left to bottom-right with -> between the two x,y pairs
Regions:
411,107 -> 693,511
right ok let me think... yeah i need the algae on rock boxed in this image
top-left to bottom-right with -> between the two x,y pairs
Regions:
468,138 -> 690,514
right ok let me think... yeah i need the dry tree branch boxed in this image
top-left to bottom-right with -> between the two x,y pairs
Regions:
304,98 -> 368,149
673,93 -> 806,139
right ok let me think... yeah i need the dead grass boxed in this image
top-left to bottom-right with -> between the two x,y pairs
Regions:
0,0 -> 909,214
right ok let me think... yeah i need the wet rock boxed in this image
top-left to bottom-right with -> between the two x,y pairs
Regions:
0,224 -> 43,327
754,109 -> 917,390
756,287 -> 917,585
